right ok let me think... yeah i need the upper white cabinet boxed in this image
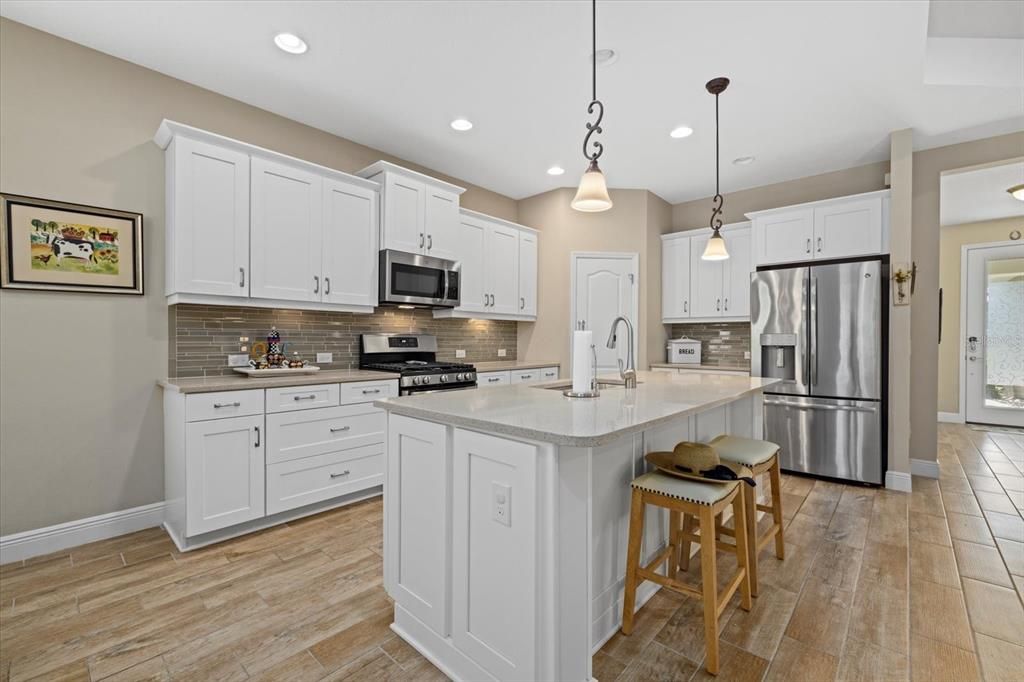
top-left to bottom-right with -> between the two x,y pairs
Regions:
748,190 -> 889,266
435,209 -> 539,321
662,223 -> 751,323
155,120 -> 380,313
356,161 -> 465,262
165,135 -> 251,298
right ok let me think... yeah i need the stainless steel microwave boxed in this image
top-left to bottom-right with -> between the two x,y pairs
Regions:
379,249 -> 460,308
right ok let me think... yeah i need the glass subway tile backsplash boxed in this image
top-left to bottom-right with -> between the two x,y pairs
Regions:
168,304 -> 518,377
666,321 -> 750,367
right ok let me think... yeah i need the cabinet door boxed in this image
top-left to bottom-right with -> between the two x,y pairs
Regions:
322,179 -> 378,307
752,208 -> 814,265
386,415 -> 450,634
381,174 -> 425,254
814,197 -> 883,259
170,137 -> 250,297
485,224 -> 520,315
689,233 -> 725,318
185,414 -> 264,536
723,227 -> 752,318
662,236 -> 691,320
423,189 -> 460,261
517,231 -> 538,316
453,214 -> 488,312
250,158 -> 323,302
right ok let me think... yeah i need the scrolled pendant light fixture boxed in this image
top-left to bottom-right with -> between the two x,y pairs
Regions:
571,0 -> 613,212
702,77 -> 731,260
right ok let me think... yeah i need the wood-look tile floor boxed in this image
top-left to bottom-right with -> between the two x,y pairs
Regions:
1,423 -> 1022,681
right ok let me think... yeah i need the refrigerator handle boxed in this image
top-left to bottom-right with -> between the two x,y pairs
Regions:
810,275 -> 818,388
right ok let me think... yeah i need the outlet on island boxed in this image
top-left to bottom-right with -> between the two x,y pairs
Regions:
492,482 -> 511,527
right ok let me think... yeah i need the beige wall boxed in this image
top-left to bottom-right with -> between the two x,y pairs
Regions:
937,217 -> 1024,414
0,18 -> 517,535
515,188 -> 668,374
909,132 -> 1024,462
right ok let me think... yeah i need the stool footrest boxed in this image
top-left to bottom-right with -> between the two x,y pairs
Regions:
718,569 -> 747,618
757,524 -> 782,552
755,503 -> 774,513
638,568 -> 703,599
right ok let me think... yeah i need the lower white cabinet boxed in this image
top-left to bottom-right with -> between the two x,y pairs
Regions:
267,444 -> 383,516
478,370 -> 511,387
510,366 -> 559,384
185,414 -> 265,536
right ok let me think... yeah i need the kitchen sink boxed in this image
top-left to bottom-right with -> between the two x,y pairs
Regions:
535,379 -> 642,391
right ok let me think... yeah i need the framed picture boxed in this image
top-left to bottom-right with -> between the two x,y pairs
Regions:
0,193 -> 143,295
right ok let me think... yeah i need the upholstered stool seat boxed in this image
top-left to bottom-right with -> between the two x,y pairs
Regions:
621,471 -> 752,676
708,435 -> 779,467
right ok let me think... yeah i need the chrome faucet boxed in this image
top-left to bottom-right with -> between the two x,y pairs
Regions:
606,315 -> 637,389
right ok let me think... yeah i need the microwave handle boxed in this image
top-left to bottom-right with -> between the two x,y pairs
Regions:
444,269 -> 450,300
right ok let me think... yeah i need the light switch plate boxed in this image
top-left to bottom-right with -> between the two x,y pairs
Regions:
744,351 -> 751,360
227,353 -> 249,367
497,349 -> 507,357
455,349 -> 466,358
492,482 -> 511,527
316,352 -> 333,363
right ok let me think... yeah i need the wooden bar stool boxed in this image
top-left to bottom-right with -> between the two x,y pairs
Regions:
708,435 -> 784,597
621,471 -> 752,676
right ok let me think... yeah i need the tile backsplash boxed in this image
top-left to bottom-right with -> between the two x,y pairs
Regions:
666,322 -> 751,367
169,304 -> 518,377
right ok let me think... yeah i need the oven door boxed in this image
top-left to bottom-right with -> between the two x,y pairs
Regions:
379,250 -> 460,308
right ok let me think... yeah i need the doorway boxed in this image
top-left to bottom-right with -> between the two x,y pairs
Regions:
570,252 -> 639,375
963,241 -> 1024,427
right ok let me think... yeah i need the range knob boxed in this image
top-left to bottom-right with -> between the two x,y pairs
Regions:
440,375 -> 449,383
456,373 -> 464,381
422,376 -> 432,384
412,376 -> 423,386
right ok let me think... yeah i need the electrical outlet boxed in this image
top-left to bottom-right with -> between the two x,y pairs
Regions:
492,483 -> 511,527
455,349 -> 466,358
744,351 -> 751,360
497,349 -> 507,357
316,352 -> 333,364
227,353 -> 250,367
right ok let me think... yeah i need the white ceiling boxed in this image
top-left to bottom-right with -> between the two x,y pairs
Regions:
2,1 -> 1023,203
940,160 -> 1024,227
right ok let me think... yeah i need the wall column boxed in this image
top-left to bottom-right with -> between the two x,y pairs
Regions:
887,129 -> 913,490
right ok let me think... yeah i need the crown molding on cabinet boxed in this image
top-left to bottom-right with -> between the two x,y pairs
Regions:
356,160 -> 466,195
459,207 -> 539,235
743,188 -> 890,220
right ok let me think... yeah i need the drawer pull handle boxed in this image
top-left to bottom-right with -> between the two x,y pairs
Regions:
213,401 -> 241,408
330,426 -> 351,433
361,389 -> 381,395
254,426 -> 260,448
488,377 -> 500,383
330,470 -> 351,479
521,375 -> 532,379
293,395 -> 318,401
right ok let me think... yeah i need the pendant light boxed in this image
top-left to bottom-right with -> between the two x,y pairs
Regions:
702,77 -> 730,260
1008,184 -> 1024,201
571,0 -> 613,212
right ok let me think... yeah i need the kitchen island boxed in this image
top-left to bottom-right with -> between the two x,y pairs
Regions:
375,370 -> 778,682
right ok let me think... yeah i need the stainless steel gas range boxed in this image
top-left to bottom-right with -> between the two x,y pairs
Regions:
360,333 -> 477,395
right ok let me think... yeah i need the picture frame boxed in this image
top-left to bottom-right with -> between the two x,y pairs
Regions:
0,193 -> 144,295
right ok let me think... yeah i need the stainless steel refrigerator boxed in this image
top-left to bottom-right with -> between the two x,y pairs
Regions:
751,259 -> 887,484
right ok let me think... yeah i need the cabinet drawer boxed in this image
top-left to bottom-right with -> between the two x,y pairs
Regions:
266,403 -> 385,465
478,371 -> 510,387
538,366 -> 559,380
266,444 -> 383,515
510,370 -> 538,384
265,383 -> 340,413
186,389 -> 264,422
339,380 -> 398,405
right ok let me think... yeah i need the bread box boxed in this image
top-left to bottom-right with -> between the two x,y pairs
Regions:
666,337 -> 702,364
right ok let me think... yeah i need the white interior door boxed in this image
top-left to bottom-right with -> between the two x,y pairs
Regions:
572,254 -> 639,375
964,242 -> 1024,427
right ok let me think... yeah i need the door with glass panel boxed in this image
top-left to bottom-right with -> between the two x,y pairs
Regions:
964,243 -> 1024,426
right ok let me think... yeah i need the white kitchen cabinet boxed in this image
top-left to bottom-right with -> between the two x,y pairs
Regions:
453,213 -> 488,313
723,227 -> 752,317
357,161 -> 465,261
321,179 -> 378,308
689,233 -> 725,318
539,366 -> 559,381
662,235 -> 691,320
748,190 -> 889,266
487,223 -> 520,315
185,414 -> 265,536
250,158 -> 323,302
477,371 -> 511,387
518,230 -> 538,316
165,135 -> 250,298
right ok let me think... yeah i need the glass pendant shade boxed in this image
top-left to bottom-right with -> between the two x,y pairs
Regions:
1008,184 -> 1024,201
571,160 -> 613,212
702,232 -> 729,260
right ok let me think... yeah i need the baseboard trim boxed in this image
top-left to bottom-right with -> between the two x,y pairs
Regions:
938,411 -> 965,424
0,502 -> 165,565
911,458 -> 940,479
885,470 -> 912,492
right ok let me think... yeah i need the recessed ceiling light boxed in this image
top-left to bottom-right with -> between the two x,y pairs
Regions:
274,33 -> 308,54
547,166 -> 565,176
591,48 -> 618,66
669,126 -> 694,139
450,118 -> 473,131
733,156 -> 756,166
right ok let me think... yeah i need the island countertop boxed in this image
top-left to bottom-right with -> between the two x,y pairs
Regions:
375,370 -> 779,447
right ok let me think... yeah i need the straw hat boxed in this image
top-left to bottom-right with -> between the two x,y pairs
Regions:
645,441 -> 754,485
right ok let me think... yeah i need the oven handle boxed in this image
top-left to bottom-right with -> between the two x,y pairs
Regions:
401,385 -> 478,396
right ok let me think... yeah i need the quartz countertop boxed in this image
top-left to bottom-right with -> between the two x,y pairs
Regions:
474,360 -> 560,372
375,370 -> 778,447
159,369 -> 400,394
650,362 -> 750,373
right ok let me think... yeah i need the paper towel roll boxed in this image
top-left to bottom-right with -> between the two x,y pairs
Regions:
572,330 -> 594,394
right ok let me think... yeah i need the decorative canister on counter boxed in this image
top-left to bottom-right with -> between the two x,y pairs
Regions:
267,327 -> 282,354
666,337 -> 702,364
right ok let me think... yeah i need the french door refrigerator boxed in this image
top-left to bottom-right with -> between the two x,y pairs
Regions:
751,258 -> 887,484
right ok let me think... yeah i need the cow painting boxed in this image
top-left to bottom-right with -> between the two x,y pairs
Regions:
52,238 -> 95,264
